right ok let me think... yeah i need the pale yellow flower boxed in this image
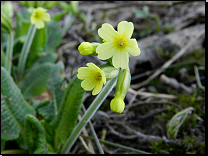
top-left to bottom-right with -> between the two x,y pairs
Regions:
30,7 -> 50,29
77,63 -> 106,95
110,96 -> 125,113
96,21 -> 140,69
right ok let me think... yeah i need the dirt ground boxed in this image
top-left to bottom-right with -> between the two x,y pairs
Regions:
8,1 -> 205,154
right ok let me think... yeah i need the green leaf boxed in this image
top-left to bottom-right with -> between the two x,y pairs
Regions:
47,61 -> 64,90
44,21 -> 62,53
18,62 -> 55,99
1,67 -> 35,140
25,27 -> 48,69
37,99 -> 56,123
45,1 -> 59,9
1,49 -> 5,66
25,53 -> 58,74
24,114 -> 47,154
167,107 -> 195,139
70,1 -> 79,15
15,9 -> 30,38
53,75 -> 85,152
1,1 -> 13,18
1,139 -> 6,150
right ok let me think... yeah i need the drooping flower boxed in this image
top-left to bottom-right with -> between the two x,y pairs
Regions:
110,69 -> 130,113
96,21 -> 140,69
30,7 -> 50,29
77,63 -> 106,95
110,96 -> 125,113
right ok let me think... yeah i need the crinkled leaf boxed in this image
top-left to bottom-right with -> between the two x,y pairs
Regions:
1,67 -> 35,140
24,114 -> 47,154
44,21 -> 62,52
18,62 -> 55,99
53,75 -> 85,152
167,107 -> 195,139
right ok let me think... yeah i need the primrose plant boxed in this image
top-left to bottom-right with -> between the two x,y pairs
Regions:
77,21 -> 140,113
1,1 -> 140,154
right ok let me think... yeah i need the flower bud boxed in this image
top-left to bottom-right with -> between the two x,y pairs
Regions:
110,96 -> 125,113
100,66 -> 119,81
115,69 -> 131,99
78,42 -> 95,55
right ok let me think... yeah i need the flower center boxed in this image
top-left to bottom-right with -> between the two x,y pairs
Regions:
115,37 -> 126,49
34,11 -> 42,19
95,72 -> 102,81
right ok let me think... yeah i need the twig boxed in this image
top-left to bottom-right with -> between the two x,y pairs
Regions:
82,105 -> 105,154
131,60 -> 200,81
79,1 -> 192,11
78,136 -> 95,154
81,135 -> 151,154
106,123 -> 138,139
131,29 -> 205,89
194,65 -> 205,91
126,100 -> 183,110
78,113 -> 95,154
128,87 -> 177,99
139,108 -> 168,119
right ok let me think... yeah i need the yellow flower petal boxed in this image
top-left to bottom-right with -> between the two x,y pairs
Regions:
96,43 -> 115,60
112,51 -> 129,69
86,63 -> 100,71
98,23 -> 119,41
126,39 -> 140,56
36,7 -> 47,13
42,12 -> 50,22
100,70 -> 106,84
77,67 -> 94,79
81,79 -> 95,91
117,21 -> 134,39
35,20 -> 45,29
92,82 -> 103,95
30,16 -> 37,24
77,62 -> 106,95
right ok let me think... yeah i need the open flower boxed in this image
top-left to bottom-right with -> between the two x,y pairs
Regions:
30,7 -> 50,29
77,63 -> 106,95
96,21 -> 140,69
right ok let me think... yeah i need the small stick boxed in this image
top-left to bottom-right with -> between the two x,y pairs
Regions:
194,65 -> 205,91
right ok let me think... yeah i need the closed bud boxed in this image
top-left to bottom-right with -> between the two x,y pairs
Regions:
110,96 -> 125,113
78,42 -> 95,55
115,69 -> 131,99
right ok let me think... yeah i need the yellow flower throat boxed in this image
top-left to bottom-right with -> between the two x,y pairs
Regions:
34,11 -> 42,19
115,37 -> 126,49
95,72 -> 102,81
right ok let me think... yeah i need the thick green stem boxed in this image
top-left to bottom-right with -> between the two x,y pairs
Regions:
60,76 -> 118,154
17,24 -> 36,79
4,31 -> 14,74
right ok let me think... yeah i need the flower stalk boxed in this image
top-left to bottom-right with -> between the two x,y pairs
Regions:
17,24 -> 36,79
60,74 -> 119,154
4,31 -> 14,74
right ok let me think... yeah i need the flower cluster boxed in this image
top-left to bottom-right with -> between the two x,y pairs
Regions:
77,21 -> 140,113
30,7 -> 50,29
